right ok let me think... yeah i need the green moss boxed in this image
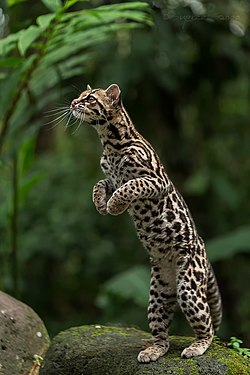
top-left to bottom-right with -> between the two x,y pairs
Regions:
216,352 -> 250,375
40,325 -> 250,375
90,325 -> 135,337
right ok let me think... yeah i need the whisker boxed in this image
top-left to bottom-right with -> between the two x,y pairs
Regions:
44,108 -> 70,117
64,113 -> 73,131
43,111 -> 69,125
44,111 -> 70,119
71,111 -> 85,135
71,118 -> 82,135
50,113 -> 72,130
71,84 -> 82,94
44,106 -> 69,113
48,115 -> 70,130
70,118 -> 81,135
43,111 -> 69,128
67,115 -> 79,128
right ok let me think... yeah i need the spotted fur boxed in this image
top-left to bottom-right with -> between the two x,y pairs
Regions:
70,84 -> 222,362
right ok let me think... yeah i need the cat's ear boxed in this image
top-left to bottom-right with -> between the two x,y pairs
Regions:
87,84 -> 92,91
105,84 -> 121,105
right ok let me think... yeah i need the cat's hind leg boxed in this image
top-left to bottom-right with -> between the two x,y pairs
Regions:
138,263 -> 177,363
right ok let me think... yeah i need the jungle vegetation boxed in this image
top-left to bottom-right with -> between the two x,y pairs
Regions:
0,0 -> 250,346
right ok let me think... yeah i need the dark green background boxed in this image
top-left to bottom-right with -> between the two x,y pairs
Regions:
0,0 -> 250,347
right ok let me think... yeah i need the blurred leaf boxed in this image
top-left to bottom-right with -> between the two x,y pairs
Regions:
212,173 -> 240,209
0,32 -> 22,55
0,69 -> 24,115
19,174 -> 44,206
185,169 -> 210,195
18,136 -> 36,176
207,226 -> 250,261
97,265 -> 150,308
0,57 -> 23,67
0,73 -> 7,81
37,13 -> 55,28
63,0 -> 88,10
6,0 -> 29,6
41,0 -> 62,12
17,25 -> 43,56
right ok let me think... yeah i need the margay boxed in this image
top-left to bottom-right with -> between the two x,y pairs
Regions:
70,84 -> 222,362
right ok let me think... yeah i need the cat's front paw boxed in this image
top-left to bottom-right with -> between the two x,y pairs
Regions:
92,184 -> 108,215
107,197 -> 129,216
94,202 -> 107,215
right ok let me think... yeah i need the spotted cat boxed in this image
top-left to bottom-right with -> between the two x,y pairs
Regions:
70,84 -> 222,362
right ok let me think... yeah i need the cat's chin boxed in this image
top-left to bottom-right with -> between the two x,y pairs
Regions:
71,109 -> 82,119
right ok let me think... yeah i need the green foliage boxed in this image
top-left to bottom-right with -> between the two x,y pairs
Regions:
6,0 -> 27,6
17,134 -> 147,332
207,227 -> 250,261
228,337 -> 250,359
97,265 -> 150,309
0,1 -> 152,153
0,0 -> 152,295
18,136 -> 43,206
41,0 -> 62,12
1,0 -> 250,345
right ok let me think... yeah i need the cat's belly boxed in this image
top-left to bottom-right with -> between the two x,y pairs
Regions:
127,198 -> 196,260
127,199 -> 173,259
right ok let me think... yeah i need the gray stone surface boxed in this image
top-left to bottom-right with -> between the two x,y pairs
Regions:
40,325 -> 250,375
0,291 -> 50,375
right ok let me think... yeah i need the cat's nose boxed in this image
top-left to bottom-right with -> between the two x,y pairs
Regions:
70,99 -> 77,108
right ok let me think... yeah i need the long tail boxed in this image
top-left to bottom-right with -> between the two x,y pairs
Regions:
207,263 -> 222,333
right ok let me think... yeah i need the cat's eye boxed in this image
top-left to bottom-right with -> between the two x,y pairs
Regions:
87,95 -> 96,103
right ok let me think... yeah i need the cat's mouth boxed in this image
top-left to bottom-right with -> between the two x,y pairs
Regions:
71,108 -> 82,118
70,105 -> 94,124
70,99 -> 98,124
70,104 -> 87,120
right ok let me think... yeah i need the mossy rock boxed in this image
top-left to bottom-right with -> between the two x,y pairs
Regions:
40,325 -> 250,374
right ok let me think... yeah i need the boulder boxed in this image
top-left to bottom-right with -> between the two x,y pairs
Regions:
0,291 -> 50,375
40,325 -> 250,375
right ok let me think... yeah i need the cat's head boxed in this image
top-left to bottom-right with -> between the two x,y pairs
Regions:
70,84 -> 121,125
